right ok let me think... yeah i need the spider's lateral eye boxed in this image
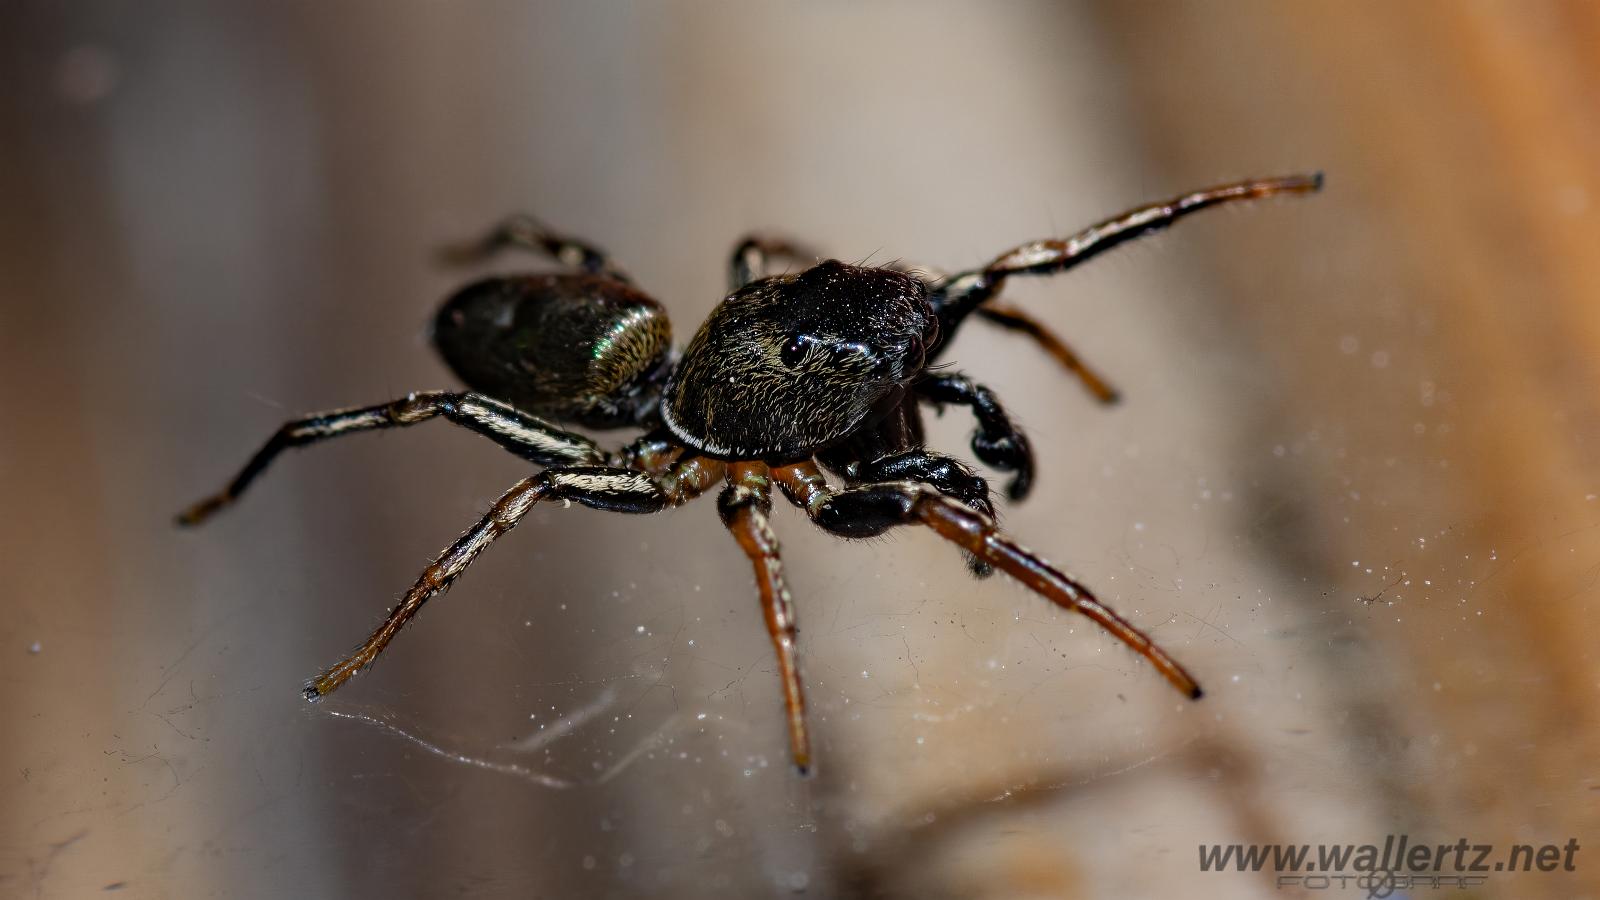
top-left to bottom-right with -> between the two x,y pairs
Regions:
780,333 -> 811,368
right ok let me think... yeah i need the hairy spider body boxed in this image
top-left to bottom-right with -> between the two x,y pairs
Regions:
434,273 -> 672,428
663,260 -> 934,460
180,174 -> 1322,774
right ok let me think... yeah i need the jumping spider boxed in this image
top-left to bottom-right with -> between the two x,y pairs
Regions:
179,173 -> 1322,773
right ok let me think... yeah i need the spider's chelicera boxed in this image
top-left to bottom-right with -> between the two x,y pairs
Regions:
179,173 -> 1322,774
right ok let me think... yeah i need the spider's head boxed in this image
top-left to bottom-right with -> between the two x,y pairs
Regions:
661,259 -> 936,459
432,273 -> 673,429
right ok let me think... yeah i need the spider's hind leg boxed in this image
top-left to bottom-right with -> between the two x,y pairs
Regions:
439,213 -> 631,283
177,392 -> 604,526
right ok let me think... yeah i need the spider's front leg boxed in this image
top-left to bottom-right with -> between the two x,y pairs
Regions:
915,373 -> 1036,502
177,392 -> 604,526
718,462 -> 811,773
926,173 -> 1323,396
773,462 -> 1202,700
303,457 -> 724,699
930,172 -> 1324,338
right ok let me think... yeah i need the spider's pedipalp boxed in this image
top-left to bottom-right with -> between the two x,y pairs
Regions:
914,373 -> 1035,502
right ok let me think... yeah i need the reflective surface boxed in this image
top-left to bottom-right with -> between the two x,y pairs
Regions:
3,2 -> 1596,898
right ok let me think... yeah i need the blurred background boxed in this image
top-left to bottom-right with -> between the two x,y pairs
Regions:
3,2 -> 1598,898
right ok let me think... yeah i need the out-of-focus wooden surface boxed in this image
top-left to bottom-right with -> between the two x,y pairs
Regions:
2,3 -> 1595,898
1096,4 -> 1600,896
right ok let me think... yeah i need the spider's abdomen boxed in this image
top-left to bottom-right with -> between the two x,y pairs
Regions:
433,274 -> 672,428
661,260 -> 935,460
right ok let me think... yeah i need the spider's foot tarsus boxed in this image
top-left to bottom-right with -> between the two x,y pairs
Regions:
433,215 -> 536,266
433,238 -> 496,267
175,494 -> 230,527
1246,171 -> 1323,196
302,669 -> 347,702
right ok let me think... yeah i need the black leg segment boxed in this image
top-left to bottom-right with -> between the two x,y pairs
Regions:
854,450 -> 995,576
915,373 -> 1035,501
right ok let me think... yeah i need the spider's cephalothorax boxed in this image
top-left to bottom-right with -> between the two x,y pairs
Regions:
179,175 -> 1322,774
662,259 -> 935,460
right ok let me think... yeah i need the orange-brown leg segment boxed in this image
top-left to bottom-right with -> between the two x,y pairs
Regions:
975,303 -> 1121,405
305,457 -> 724,700
305,474 -> 549,699
719,461 -> 811,774
772,461 -> 1202,700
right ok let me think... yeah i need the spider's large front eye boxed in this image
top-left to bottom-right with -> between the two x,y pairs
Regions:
780,333 -> 814,368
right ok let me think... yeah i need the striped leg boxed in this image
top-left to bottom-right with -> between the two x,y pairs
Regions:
178,391 -> 603,526
929,172 -> 1325,338
305,458 -> 724,699
718,462 -> 811,773
773,461 -> 1202,700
